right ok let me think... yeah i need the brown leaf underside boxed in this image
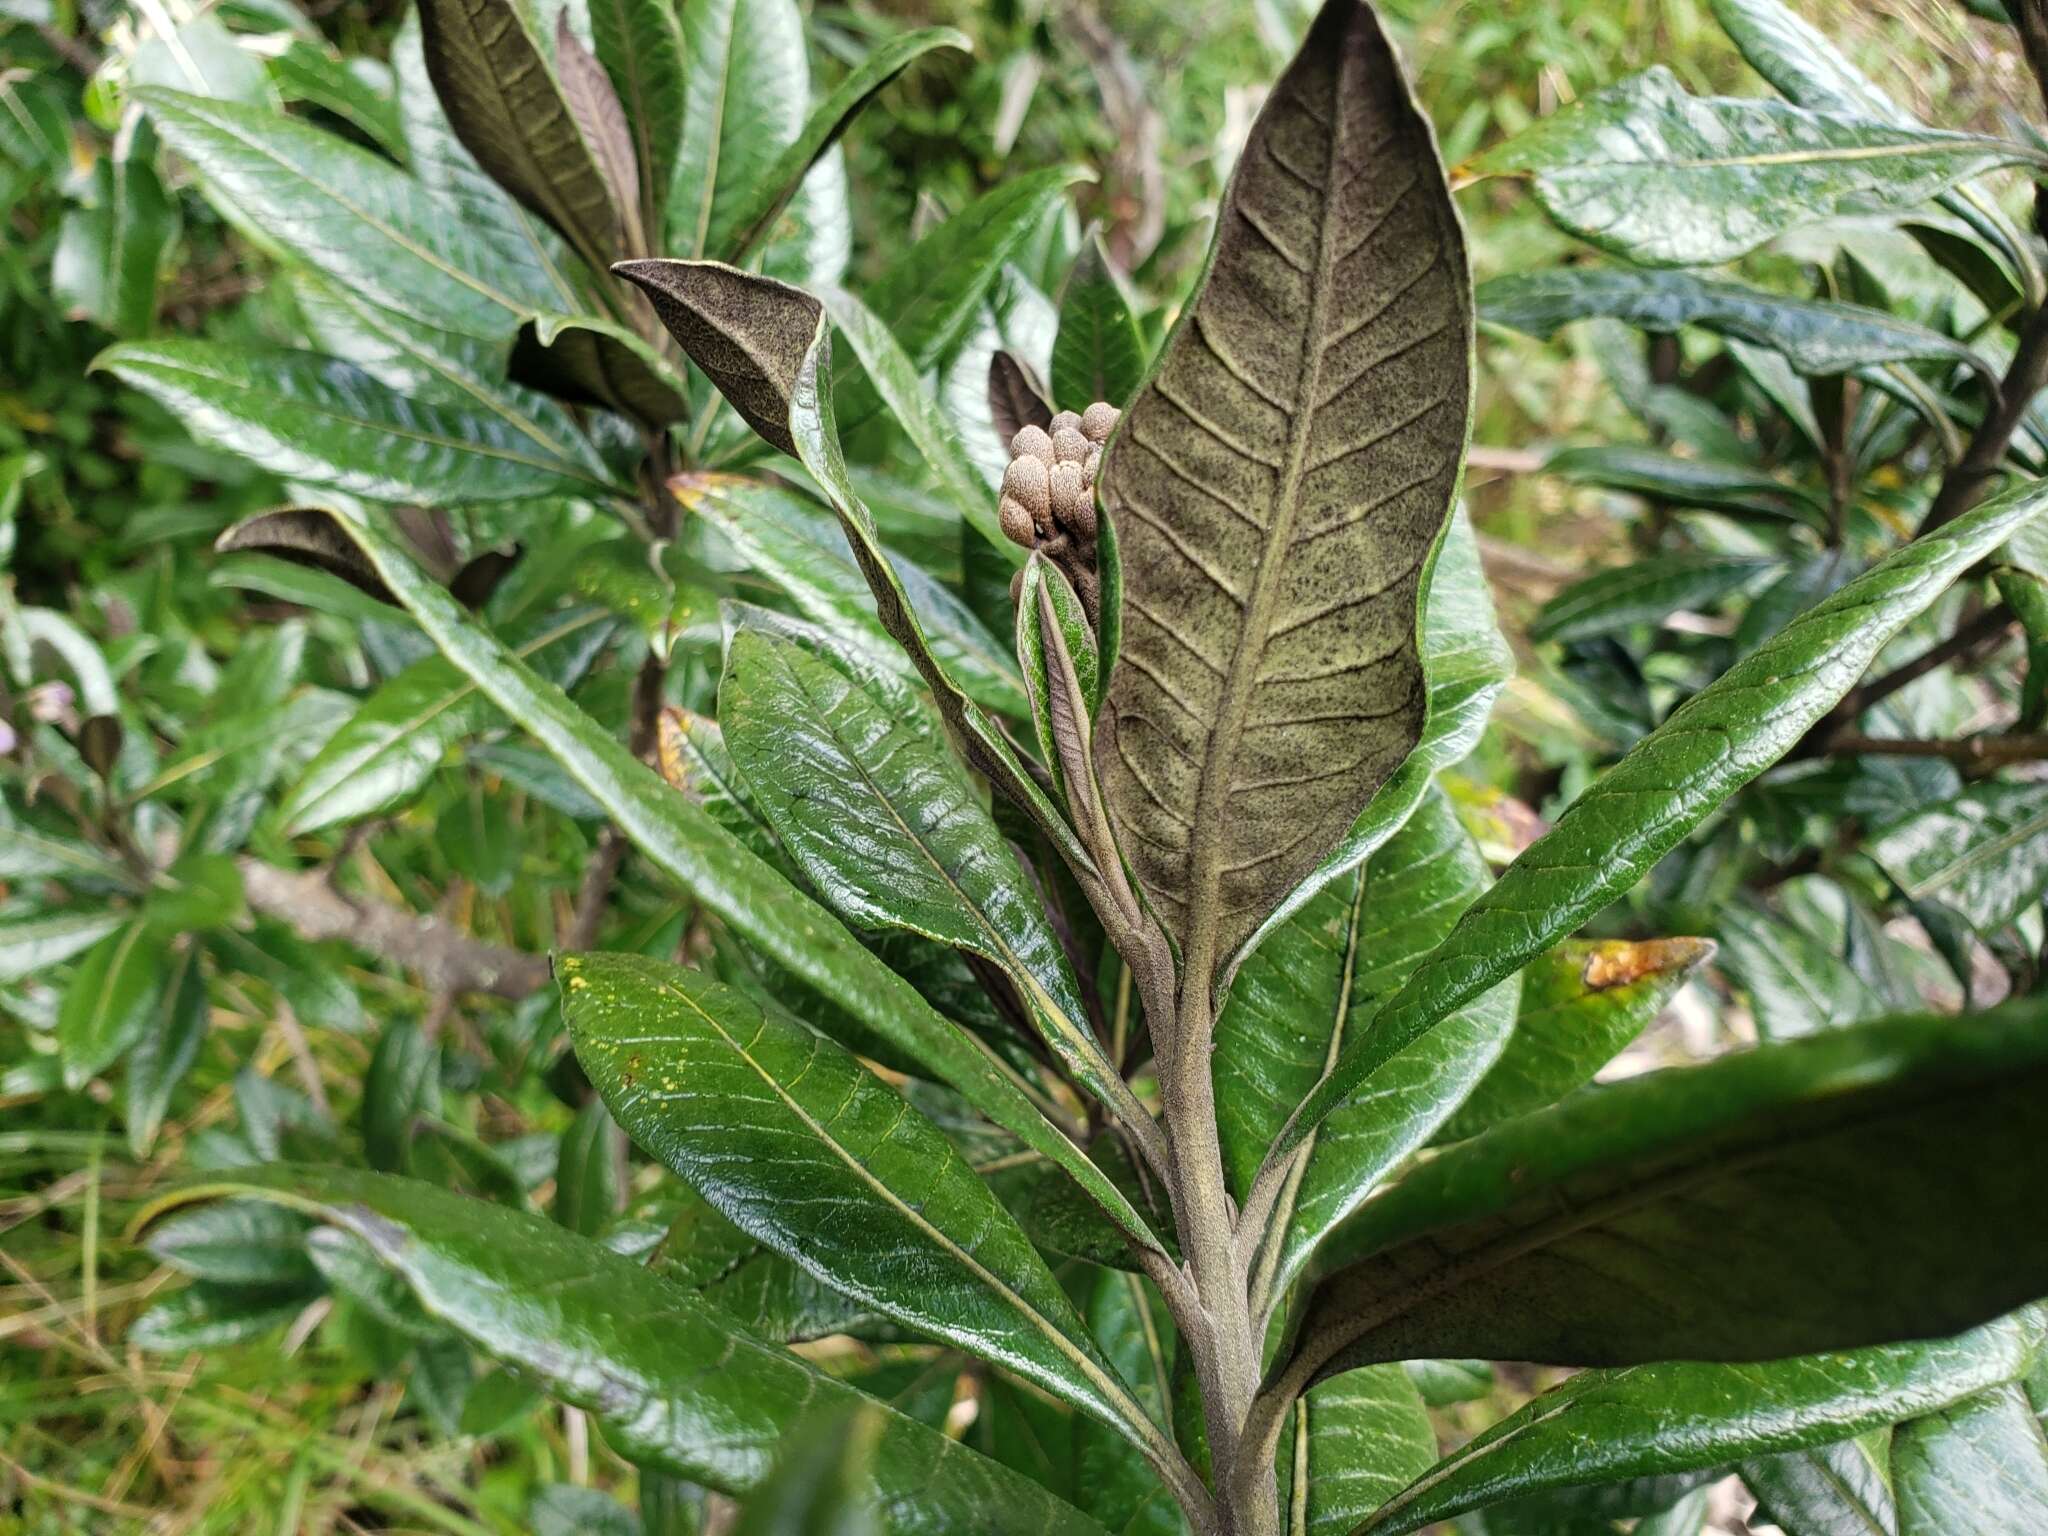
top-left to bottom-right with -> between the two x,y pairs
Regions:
1093,0 -> 1471,980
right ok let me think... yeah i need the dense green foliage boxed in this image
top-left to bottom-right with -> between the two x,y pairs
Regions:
7,0 -> 2048,1532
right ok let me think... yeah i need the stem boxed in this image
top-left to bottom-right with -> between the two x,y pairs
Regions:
1793,602 -> 2016,758
1827,730 -> 2048,768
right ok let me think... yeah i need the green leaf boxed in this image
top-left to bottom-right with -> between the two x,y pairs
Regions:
1236,787 -> 1518,1308
673,474 -> 1025,718
1355,1316 -> 2039,1535
94,341 -> 620,503
1282,1002 -> 2048,1387
146,1201 -> 316,1287
1532,553 -> 1780,645
52,115 -> 177,337
1233,507 -> 1511,966
0,910 -> 125,983
122,947 -> 207,1157
586,0 -> 685,228
719,27 -> 973,264
1073,1271 -> 1181,1534
1050,230 -> 1147,412
533,1484 -> 641,1536
142,1169 -> 1113,1535
614,262 -> 1096,884
651,1182 -> 880,1344
1443,937 -> 1715,1138
552,1098 -> 623,1237
0,813 -> 126,884
1546,444 -> 1825,524
1404,1359 -> 1492,1407
1479,269 -> 1995,381
1294,1367 -> 1437,1536
268,41 -> 406,159
129,1282 -> 314,1352
560,953 -> 1198,1508
1870,782 -> 2048,934
135,88 -> 532,344
1465,66 -> 2045,267
1095,0 -> 1471,984
719,629 -> 1141,1133
326,509 -> 1163,1257
362,1022 -> 442,1176
1015,555 -> 1102,802
1715,884 -> 1892,1041
280,608 -> 611,834
514,311 -> 691,427
1895,1383 -> 2048,1534
1272,475 -> 2048,1169
57,921 -> 167,1090
668,0 -> 807,259
1743,1437 -> 1897,1536
414,0 -> 621,270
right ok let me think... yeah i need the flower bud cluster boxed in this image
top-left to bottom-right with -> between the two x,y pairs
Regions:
999,403 -> 1119,621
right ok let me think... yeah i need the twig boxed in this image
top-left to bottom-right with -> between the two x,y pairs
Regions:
1794,602 -> 2017,757
1827,730 -> 2048,767
237,859 -> 550,998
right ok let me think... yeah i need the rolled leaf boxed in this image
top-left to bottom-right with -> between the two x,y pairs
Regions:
1094,0 -> 1473,983
140,1169 -> 1113,1536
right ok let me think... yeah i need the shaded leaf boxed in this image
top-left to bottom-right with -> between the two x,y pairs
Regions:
1894,1383 -> 2048,1535
1743,1436 -> 1898,1536
511,311 -> 690,426
1051,230 -> 1146,412
1296,1367 -> 1437,1536
1532,554 -> 1779,645
57,921 -> 167,1090
586,0 -> 684,229
1870,781 -> 2048,934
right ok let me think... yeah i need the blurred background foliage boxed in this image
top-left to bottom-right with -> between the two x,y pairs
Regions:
2,0 -> 2041,1531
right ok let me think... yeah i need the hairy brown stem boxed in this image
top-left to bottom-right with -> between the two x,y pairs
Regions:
1794,602 -> 2016,758
1922,311 -> 2048,533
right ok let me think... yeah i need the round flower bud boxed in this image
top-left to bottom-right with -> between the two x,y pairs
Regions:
1051,426 -> 1091,466
1048,460 -> 1089,532
1002,455 -> 1052,527
1064,488 -> 1098,541
1082,446 -> 1101,484
1049,409 -> 1082,436
999,496 -> 1036,548
1009,425 -> 1055,466
1080,402 -> 1120,443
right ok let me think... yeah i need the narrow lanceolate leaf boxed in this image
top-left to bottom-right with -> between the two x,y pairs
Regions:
0,911 -> 125,982
1294,1367 -> 1437,1536
1095,0 -> 1472,983
1233,507 -> 1510,970
554,16 -> 644,255
669,0 -> 807,259
561,954 -> 1200,1512
1278,1001 -> 2048,1389
1532,554 -> 1780,645
719,629 -> 1145,1138
94,342 -> 619,503
57,921 -> 167,1090
1271,475 -> 2048,1168
586,0 -> 685,228
1463,66 -> 2046,268
1051,230 -> 1147,412
327,511 -> 1163,1258
1443,937 -> 1714,1138
1546,445 -> 1826,524
1353,1315 -> 2041,1535
135,88 -> 529,344
1742,1437 -> 1897,1536
1869,782 -> 2048,934
415,0 -> 621,270
123,947 -> 207,1157
141,1170 -> 1113,1536
616,260 -> 1098,885
52,114 -> 176,337
1479,270 -> 1994,381
719,27 -> 974,264
1894,1383 -> 2048,1534
1239,789 -> 1519,1310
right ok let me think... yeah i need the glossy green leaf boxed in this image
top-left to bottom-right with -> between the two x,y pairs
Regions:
650,1183 -> 880,1344
0,812 -> 126,884
1870,782 -> 2048,934
1050,230 -> 1146,412
1284,1002 -> 2048,1386
719,629 -> 1140,1131
669,0 -> 806,258
415,0 -> 621,269
1404,1359 -> 1491,1407
135,87 -> 531,343
327,509 -> 1161,1255
268,42 -> 405,159
1895,1383 -> 2048,1534
1742,1436 -> 1897,1536
514,311 -> 691,427
122,946 -> 208,1158
280,608 -> 610,834
146,1200 -> 316,1287
552,1098 -> 623,1238
1234,506 -> 1511,968
1294,1367 -> 1437,1536
52,115 -> 176,337
1716,884 -> 1892,1041
1356,1317 -> 2038,1535
674,474 -> 1025,718
1015,554 -> 1102,802
57,920 -> 167,1090
362,1020 -> 441,1175
1465,66 -> 2045,267
1273,476 -> 2048,1168
1532,553 -> 1779,645
719,27 -> 973,264
561,953 -> 1198,1508
1072,1269 -> 1183,1534
129,1282 -> 314,1352
1095,0 -> 1472,984
94,341 -> 620,503
142,1169 -> 1112,1535
586,0 -> 685,227
1479,269 -> 1993,381
1443,937 -> 1714,1137
1546,445 -> 1825,523
0,910 -> 126,983
731,1404 -> 886,1536
1237,788 -> 1518,1309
